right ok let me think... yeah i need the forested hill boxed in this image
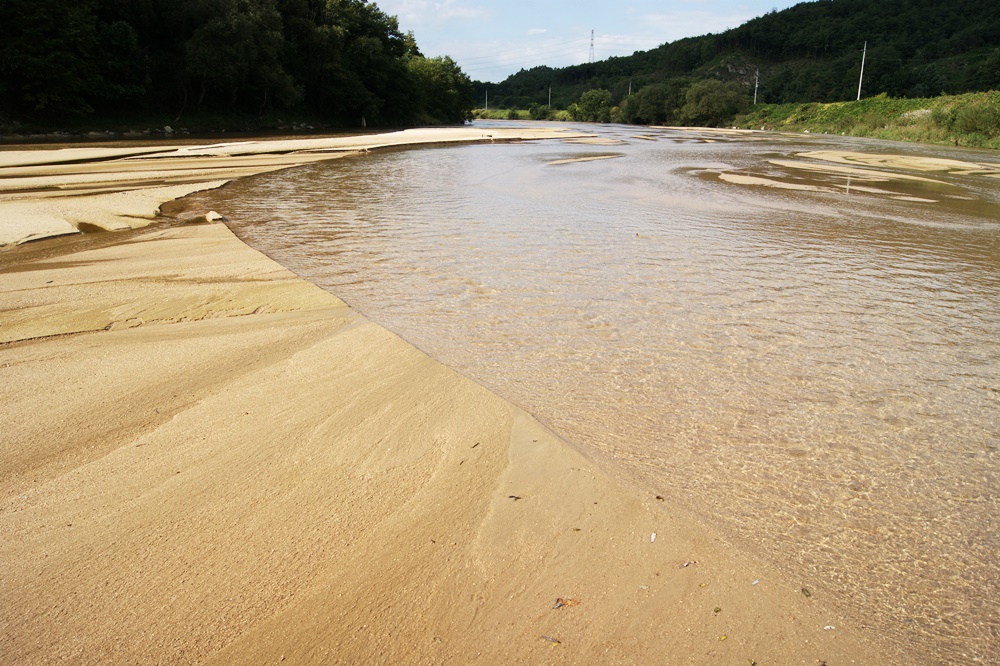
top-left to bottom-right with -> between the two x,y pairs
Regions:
480,0 -> 1000,114
0,0 -> 473,130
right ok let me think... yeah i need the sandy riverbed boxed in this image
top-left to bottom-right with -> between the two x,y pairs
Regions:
0,128 -> 882,664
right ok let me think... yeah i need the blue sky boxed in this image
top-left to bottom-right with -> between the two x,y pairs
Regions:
376,0 -> 803,82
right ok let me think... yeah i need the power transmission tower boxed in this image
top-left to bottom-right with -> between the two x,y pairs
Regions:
589,30 -> 595,63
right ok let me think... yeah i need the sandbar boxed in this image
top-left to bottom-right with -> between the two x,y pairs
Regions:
0,128 -> 883,664
548,154 -> 624,165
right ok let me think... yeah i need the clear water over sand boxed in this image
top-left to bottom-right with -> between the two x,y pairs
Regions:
201,125 -> 1000,663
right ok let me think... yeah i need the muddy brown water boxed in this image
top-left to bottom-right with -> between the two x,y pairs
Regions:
190,124 -> 1000,664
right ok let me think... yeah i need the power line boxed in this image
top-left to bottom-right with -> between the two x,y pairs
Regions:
458,37 -> 652,77
455,38 -> 591,64
459,47 -> 591,68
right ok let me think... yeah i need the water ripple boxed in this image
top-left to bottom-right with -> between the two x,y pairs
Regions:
192,127 -> 1000,664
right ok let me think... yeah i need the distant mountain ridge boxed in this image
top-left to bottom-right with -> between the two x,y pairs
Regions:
476,0 -> 1000,111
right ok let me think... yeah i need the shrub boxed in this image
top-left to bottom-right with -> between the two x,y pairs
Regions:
678,79 -> 748,126
954,98 -> 1000,137
529,104 -> 552,120
570,89 -> 612,123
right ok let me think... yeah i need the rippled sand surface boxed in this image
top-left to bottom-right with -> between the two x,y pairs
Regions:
198,125 -> 1000,664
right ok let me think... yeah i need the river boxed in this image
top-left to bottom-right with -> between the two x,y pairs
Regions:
192,123 -> 1000,663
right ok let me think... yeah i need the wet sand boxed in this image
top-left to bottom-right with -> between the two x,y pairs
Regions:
1,128 -> 881,664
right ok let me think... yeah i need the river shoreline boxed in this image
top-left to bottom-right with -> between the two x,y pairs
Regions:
0,128 -> 881,663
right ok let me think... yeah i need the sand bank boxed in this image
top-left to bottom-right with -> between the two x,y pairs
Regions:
1,129 -> 879,664
0,127 -> 578,247
548,154 -> 624,165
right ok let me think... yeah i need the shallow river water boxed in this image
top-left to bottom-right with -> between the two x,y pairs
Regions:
196,123 -> 1000,663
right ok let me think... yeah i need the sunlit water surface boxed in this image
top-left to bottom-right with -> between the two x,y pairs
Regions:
192,124 -> 1000,663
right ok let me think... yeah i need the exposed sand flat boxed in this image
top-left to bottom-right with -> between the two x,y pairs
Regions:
562,137 -> 627,146
797,150 -> 1000,176
548,154 -> 624,165
651,126 -> 757,136
0,223 -> 875,665
717,172 -> 831,192
769,158 -> 946,183
132,127 -> 571,159
0,145 -> 177,169
0,127 -> 584,247
716,170 -> 942,202
0,182 -> 232,245
0,130 -> 882,664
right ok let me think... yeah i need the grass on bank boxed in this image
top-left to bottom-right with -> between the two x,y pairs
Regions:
734,91 -> 1000,150
472,91 -> 1000,151
471,108 -> 572,122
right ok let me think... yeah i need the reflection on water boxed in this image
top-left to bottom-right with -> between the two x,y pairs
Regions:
195,125 -> 1000,664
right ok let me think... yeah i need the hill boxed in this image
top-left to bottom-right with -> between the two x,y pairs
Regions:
476,0 -> 1000,123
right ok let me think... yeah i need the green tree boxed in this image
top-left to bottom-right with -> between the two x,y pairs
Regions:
0,0 -> 102,115
0,0 -> 474,128
185,0 -> 300,111
678,79 -> 749,125
407,55 -> 473,124
528,103 -> 552,120
570,88 -> 612,122
620,81 -> 689,124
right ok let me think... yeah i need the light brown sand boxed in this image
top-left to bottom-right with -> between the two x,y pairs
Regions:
717,172 -> 831,192
797,150 -> 1000,177
0,127 -> 586,247
0,129 -> 882,664
548,154 -> 624,165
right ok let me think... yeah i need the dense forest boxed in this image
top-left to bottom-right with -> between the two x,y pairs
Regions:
4,0 -> 999,133
478,0 -> 1000,125
0,0 -> 473,129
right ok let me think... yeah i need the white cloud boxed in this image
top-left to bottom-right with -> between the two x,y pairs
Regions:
375,0 -> 791,82
450,34 -> 595,82
638,10 -> 752,41
377,0 -> 491,26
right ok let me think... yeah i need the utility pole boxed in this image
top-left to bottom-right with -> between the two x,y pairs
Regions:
589,30 -> 595,63
485,88 -> 488,111
548,85 -> 551,107
754,69 -> 759,104
628,79 -> 632,96
857,41 -> 867,101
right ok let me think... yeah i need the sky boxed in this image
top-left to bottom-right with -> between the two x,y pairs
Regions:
375,0 -> 804,83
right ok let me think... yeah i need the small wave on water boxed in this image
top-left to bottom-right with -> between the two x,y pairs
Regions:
188,125 -> 1000,664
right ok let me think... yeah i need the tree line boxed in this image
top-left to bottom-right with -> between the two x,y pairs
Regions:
476,0 -> 1000,124
0,0 -> 473,128
547,80 -> 748,127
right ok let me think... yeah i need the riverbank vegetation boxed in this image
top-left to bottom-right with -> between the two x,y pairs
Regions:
0,0 -> 473,132
470,108 -> 572,122
473,90 -> 1000,151
735,91 -> 1000,149
468,0 -> 999,150
478,0 -> 999,111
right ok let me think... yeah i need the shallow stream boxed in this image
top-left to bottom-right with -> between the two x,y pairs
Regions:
192,123 -> 1000,663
